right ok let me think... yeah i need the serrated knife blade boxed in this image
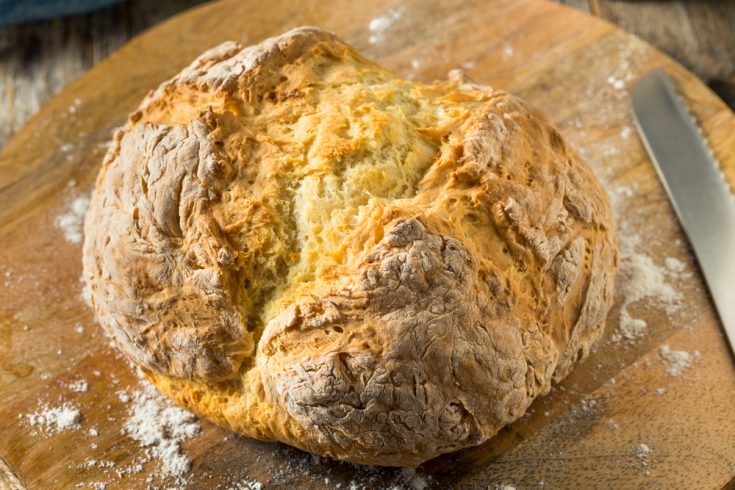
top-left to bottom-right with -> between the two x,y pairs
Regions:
632,69 -> 735,355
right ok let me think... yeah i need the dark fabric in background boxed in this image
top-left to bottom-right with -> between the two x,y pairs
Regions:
0,0 -> 123,27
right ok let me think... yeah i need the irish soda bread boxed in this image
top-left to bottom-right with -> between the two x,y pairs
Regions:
83,27 -> 618,467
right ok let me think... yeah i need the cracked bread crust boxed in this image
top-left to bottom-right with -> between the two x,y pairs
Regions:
82,26 -> 618,467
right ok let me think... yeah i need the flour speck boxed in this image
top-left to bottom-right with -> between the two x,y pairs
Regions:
26,402 -> 82,433
368,6 -> 406,45
607,75 -> 625,90
664,257 -> 686,273
401,467 -> 428,490
57,194 -> 90,244
635,443 -> 652,470
616,309 -> 647,341
227,480 -> 264,490
502,44 -> 514,60
68,379 -> 89,392
659,344 -> 696,376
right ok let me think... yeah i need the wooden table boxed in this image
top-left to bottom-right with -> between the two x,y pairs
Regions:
1,0 -> 735,489
1,0 -> 734,150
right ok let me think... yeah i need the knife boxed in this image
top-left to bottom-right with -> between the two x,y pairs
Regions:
632,69 -> 735,355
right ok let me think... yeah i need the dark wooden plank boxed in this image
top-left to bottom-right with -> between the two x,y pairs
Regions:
554,0 -> 590,12
0,0 -> 207,149
682,1 -> 735,108
587,0 -> 735,107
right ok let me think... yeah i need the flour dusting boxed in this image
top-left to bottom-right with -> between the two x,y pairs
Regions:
659,344 -> 699,376
400,467 -> 428,490
57,194 -> 90,244
635,443 -> 652,474
368,6 -> 406,45
123,381 -> 200,477
25,402 -> 81,433
68,379 -> 89,393
619,240 -> 681,308
611,239 -> 682,343
607,75 -> 625,90
227,481 -> 263,490
616,309 -> 647,341
68,98 -> 81,115
605,176 -> 693,343
502,44 -> 514,60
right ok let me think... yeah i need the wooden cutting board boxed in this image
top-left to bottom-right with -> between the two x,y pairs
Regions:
1,0 -> 734,488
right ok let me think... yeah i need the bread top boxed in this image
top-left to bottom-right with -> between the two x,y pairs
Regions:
83,27 -> 618,466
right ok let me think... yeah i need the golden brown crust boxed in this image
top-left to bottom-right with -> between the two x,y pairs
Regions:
83,26 -> 618,467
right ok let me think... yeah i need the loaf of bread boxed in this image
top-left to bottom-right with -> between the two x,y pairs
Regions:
82,27 -> 618,467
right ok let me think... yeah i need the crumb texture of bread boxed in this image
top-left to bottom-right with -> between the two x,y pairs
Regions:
83,26 -> 618,467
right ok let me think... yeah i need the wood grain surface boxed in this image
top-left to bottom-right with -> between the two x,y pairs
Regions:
1,0 -> 734,488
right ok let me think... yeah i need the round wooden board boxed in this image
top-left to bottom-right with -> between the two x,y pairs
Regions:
1,0 -> 734,488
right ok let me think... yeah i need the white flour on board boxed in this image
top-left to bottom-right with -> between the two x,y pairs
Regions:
21,368 -> 205,488
68,98 -> 81,115
24,402 -> 81,434
502,44 -> 514,60
57,194 -> 90,244
635,443 -> 652,475
68,379 -> 89,393
659,344 -> 700,376
122,381 -> 201,477
611,239 -> 684,343
579,121 -> 692,345
400,467 -> 428,490
368,6 -> 406,45
227,480 -> 264,490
